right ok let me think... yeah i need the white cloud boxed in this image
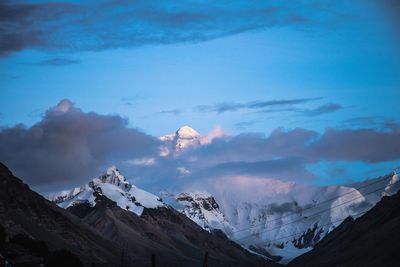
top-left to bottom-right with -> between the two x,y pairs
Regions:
126,157 -> 156,166
200,125 -> 226,145
177,167 -> 191,177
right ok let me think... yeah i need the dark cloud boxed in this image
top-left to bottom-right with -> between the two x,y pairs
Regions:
0,99 -> 159,189
342,116 -> 400,131
309,128 -> 400,163
303,103 -> 342,116
255,102 -> 342,117
0,0 -> 349,57
185,128 -> 316,164
0,1 -> 78,56
376,0 -> 400,38
37,57 -> 80,66
1,100 -> 399,194
178,126 -> 400,171
194,97 -> 321,114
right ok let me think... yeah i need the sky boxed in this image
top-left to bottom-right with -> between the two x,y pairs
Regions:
0,0 -> 400,195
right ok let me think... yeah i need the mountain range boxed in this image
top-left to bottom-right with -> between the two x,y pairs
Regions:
50,159 -> 399,263
1,126 -> 399,266
158,126 -> 400,262
0,162 -> 275,267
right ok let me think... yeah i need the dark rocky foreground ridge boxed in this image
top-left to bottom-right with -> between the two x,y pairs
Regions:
0,162 -> 278,266
289,187 -> 400,267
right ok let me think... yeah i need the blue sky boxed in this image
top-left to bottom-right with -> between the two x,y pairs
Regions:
0,0 -> 400,192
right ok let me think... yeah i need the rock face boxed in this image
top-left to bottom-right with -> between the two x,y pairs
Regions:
288,189 -> 400,267
175,192 -> 235,234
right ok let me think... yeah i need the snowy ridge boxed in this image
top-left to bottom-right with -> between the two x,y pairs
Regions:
167,174 -> 398,263
382,171 -> 399,196
50,166 -> 165,216
175,192 -> 235,234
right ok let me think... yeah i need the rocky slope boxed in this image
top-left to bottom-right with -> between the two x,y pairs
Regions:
0,162 -> 121,267
288,188 -> 400,267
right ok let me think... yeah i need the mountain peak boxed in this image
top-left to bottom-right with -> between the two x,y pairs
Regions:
93,165 -> 130,190
51,166 -> 164,216
176,126 -> 200,139
176,191 -> 234,233
160,126 -> 201,152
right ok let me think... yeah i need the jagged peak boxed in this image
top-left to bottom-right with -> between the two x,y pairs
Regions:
92,165 -> 131,190
51,166 -> 165,215
177,191 -> 220,212
177,191 -> 213,200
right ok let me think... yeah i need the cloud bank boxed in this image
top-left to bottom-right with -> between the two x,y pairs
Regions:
0,0 -> 349,57
0,100 -> 399,194
0,99 -> 159,189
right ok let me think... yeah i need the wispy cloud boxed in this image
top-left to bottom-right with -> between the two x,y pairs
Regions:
234,120 -> 259,130
37,57 -> 80,66
342,116 -> 400,131
302,103 -> 342,116
0,0 -> 351,57
157,109 -> 182,116
195,97 -> 322,114
255,102 -> 343,117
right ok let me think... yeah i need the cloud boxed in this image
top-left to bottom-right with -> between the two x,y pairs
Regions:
199,125 -> 225,145
177,166 -> 191,177
194,97 -> 321,114
198,158 -> 314,181
342,116 -> 400,131
255,102 -> 343,117
125,157 -> 156,166
184,128 -> 317,164
37,57 -> 80,66
0,99 -> 159,190
157,109 -> 182,116
303,103 -> 342,116
234,120 -> 259,130
174,126 -> 400,181
1,100 -> 399,195
0,0 -> 350,57
309,128 -> 400,163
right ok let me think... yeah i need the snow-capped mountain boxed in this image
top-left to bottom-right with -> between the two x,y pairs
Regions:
49,160 -> 399,264
166,172 -> 399,263
160,125 -> 201,154
49,165 -> 165,216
